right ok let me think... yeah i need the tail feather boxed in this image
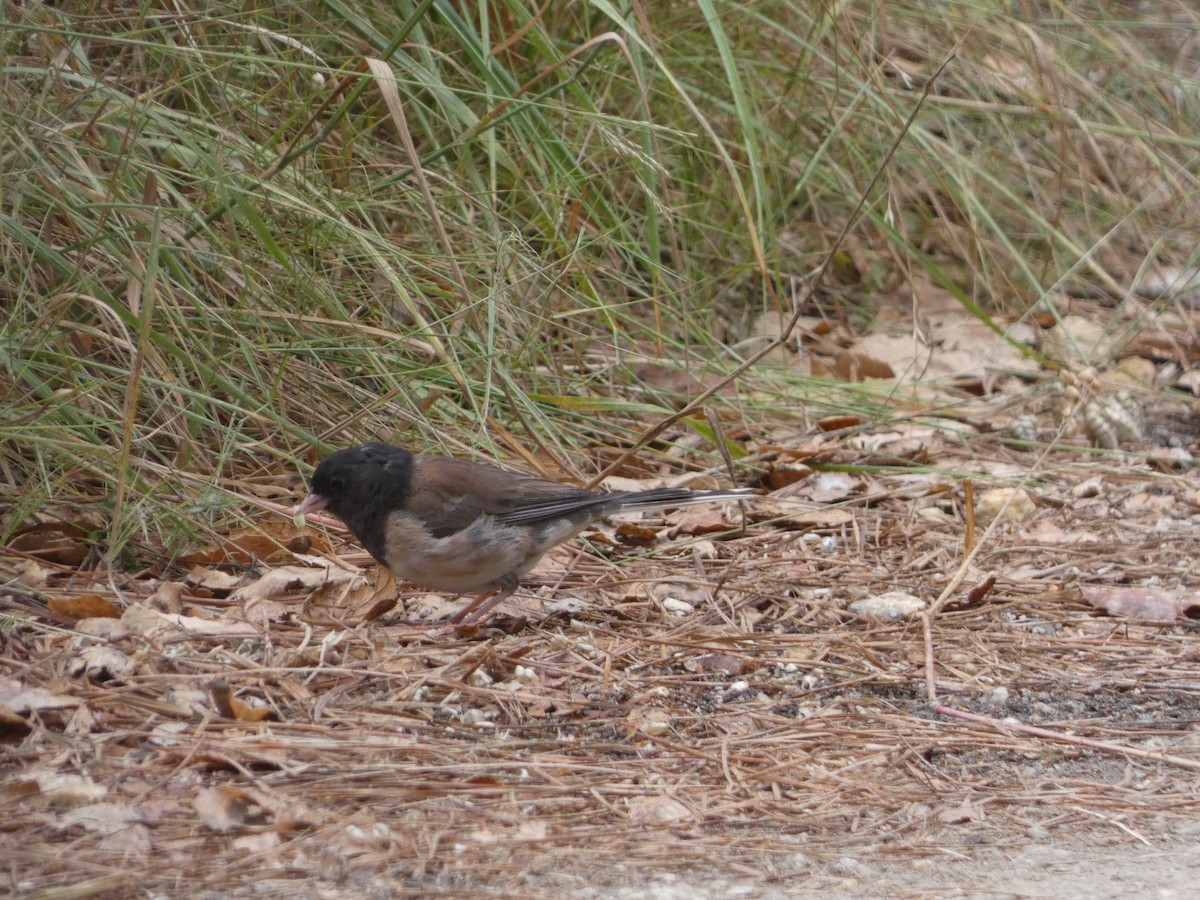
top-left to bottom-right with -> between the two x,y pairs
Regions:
498,486 -> 757,527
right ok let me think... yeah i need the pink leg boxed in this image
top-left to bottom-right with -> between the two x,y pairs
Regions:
449,588 -> 515,625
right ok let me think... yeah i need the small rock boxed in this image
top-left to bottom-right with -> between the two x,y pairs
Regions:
662,597 -> 694,616
977,487 -> 1037,523
849,591 -> 926,620
1072,476 -> 1104,498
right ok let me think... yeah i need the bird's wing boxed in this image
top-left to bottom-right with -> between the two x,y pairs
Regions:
407,456 -> 604,535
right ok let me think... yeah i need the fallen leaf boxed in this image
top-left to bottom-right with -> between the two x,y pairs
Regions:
9,522 -> 91,566
670,508 -> 737,536
694,654 -> 746,676
817,415 -> 864,432
300,571 -> 382,626
66,645 -> 135,681
193,785 -> 270,832
763,462 -> 813,490
13,559 -> 50,590
1025,520 -> 1099,545
938,798 -> 984,825
232,832 -> 281,854
627,795 -> 690,824
977,487 -> 1037,523
1082,586 -> 1200,622
849,592 -> 927,620
186,566 -> 246,594
229,565 -> 347,603
209,679 -> 273,722
97,824 -> 152,860
56,802 -> 144,835
148,581 -> 185,613
48,594 -> 121,620
182,522 -> 315,565
787,471 -> 861,504
0,678 -> 80,715
35,771 -> 108,806
613,522 -> 659,546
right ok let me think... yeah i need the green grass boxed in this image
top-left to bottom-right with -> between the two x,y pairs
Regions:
2,0 -> 1197,562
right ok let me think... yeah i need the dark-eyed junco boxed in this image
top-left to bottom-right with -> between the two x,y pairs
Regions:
295,442 -> 755,624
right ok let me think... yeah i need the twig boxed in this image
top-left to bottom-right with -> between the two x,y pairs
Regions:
934,704 -> 1200,772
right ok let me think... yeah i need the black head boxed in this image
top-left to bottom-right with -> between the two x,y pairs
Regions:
306,443 -> 415,563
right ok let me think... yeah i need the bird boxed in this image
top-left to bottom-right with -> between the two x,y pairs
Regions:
294,442 -> 756,625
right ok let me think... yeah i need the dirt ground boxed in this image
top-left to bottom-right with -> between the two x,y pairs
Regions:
4,358 -> 1200,898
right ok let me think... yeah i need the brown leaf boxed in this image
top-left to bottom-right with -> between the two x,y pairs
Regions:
301,571 -> 383,626
816,415 -> 864,432
695,653 -> 746,676
670,508 -> 734,536
627,795 -> 690,824
938,799 -> 984,825
231,565 -> 359,603
1082,586 -> 1200,622
0,677 -> 80,716
613,522 -> 659,546
182,523 -> 314,566
9,522 -> 91,566
66,645 -> 135,681
964,575 -> 997,606
764,462 -> 813,490
57,802 -> 144,835
209,680 -> 273,722
148,581 -> 186,614
832,349 -> 895,381
193,785 -> 270,832
48,594 -> 121,621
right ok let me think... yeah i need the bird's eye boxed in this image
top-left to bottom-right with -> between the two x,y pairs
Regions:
328,474 -> 346,492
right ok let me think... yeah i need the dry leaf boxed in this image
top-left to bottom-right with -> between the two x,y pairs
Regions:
34,772 -> 108,806
148,581 -> 185,614
229,565 -> 350,603
626,795 -> 690,824
938,799 -> 984,825
1082,586 -> 1200,622
301,572 -> 381,626
9,522 -> 91,566
670,508 -> 736,536
121,603 -> 256,639
976,487 -> 1037,523
787,472 -> 860,504
816,415 -> 864,432
832,348 -> 897,381
13,559 -> 50,590
226,598 -> 291,628
849,592 -> 927,620
48,594 -> 121,620
186,566 -> 246,594
764,462 -> 813,490
1025,520 -> 1100,545
613,522 -> 659,546
182,522 -> 315,565
56,802 -> 143,835
66,645 -> 135,681
209,680 -> 273,721
193,785 -> 270,831
0,677 -> 80,716
694,654 -> 746,676
97,824 -> 151,860
232,832 -> 281,854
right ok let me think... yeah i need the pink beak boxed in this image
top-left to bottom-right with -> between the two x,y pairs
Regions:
294,492 -> 330,516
